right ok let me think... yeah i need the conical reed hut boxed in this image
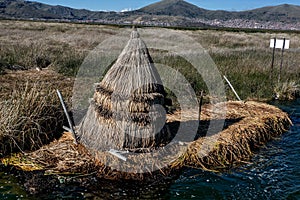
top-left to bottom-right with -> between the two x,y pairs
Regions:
77,28 -> 170,153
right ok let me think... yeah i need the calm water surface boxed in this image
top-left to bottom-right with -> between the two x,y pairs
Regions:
1,99 -> 299,199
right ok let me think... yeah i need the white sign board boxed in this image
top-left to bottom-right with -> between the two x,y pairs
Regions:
270,39 -> 290,49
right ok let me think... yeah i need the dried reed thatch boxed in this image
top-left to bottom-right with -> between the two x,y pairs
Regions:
1,101 -> 292,182
77,28 -> 170,153
172,101 -> 292,171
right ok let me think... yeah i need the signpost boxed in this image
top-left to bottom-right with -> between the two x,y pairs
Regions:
270,38 -> 290,50
269,38 -> 290,83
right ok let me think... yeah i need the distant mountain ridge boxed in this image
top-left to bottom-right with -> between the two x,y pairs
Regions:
0,0 -> 115,20
1,0 -> 300,30
137,0 -> 300,23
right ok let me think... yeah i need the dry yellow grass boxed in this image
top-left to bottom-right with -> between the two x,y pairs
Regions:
1,20 -> 299,98
0,69 -> 74,156
0,69 -> 73,99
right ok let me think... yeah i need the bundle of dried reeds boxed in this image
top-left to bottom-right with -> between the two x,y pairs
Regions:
172,101 -> 292,170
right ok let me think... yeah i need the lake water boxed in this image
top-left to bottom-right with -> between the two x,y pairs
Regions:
1,99 -> 299,199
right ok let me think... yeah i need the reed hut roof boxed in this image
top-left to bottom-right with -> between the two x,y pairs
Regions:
77,28 -> 170,153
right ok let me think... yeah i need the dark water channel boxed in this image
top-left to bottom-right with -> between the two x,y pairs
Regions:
1,99 -> 299,199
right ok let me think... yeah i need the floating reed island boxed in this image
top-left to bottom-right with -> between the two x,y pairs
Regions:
1,29 -> 292,183
1,101 -> 292,180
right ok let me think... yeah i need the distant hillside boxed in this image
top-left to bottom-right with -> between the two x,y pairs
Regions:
238,4 -> 300,23
1,0 -> 300,30
137,0 -> 300,23
137,0 -> 207,18
0,0 -> 118,20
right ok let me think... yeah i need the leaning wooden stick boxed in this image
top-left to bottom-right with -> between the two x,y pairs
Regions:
56,89 -> 77,144
198,90 -> 204,121
108,149 -> 128,161
223,75 -> 242,101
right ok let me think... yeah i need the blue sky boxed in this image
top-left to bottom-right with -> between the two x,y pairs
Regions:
36,0 -> 300,12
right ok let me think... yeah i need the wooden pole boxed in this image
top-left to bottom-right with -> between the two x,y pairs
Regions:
56,89 -> 77,144
223,75 -> 242,101
198,90 -> 203,121
278,38 -> 286,83
270,38 -> 276,82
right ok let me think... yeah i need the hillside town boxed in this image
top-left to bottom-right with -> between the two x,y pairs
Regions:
88,17 -> 300,31
4,15 -> 300,31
